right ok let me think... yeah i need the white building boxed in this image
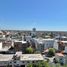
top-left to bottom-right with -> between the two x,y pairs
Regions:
43,39 -> 55,49
53,40 -> 58,50
33,38 -> 55,52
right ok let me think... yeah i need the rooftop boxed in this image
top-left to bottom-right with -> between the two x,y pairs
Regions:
0,54 -> 13,61
0,54 -> 44,61
56,53 -> 64,57
20,54 -> 44,61
14,40 -> 27,44
55,36 -> 67,39
61,41 -> 67,43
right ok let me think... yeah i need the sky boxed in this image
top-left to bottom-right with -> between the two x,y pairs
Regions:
0,0 -> 67,31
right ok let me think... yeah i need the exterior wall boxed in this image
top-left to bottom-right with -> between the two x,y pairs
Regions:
65,46 -> 67,53
53,40 -> 58,50
0,35 -> 3,38
37,43 -> 44,52
0,61 -> 9,66
3,35 -> 5,38
0,60 -> 42,67
64,55 -> 67,64
33,39 -> 55,52
55,55 -> 65,63
0,42 -> 2,49
43,40 -> 54,49
14,42 -> 28,52
25,36 -> 32,41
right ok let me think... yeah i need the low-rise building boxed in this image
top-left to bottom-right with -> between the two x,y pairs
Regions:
54,36 -> 67,52
13,40 -> 27,53
0,41 -> 11,53
0,54 -> 44,67
55,53 -> 65,63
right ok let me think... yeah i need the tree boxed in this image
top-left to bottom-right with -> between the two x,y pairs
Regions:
47,48 -> 55,57
27,61 -> 50,67
43,61 -> 50,67
26,47 -> 34,54
27,63 -> 33,67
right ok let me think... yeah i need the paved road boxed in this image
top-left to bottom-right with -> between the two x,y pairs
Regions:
43,55 -> 55,62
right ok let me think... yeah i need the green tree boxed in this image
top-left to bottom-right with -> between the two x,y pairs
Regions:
55,63 -> 61,67
27,63 -> 33,67
47,48 -> 55,57
26,47 -> 34,54
27,61 -> 50,67
63,64 -> 67,67
44,61 -> 50,67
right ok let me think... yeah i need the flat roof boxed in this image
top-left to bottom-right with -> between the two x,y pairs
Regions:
14,40 -> 27,44
20,54 -> 44,61
0,47 -> 11,51
0,54 -> 13,61
34,38 -> 54,40
55,36 -> 67,39
56,53 -> 64,57
61,41 -> 67,43
42,39 -> 54,41
0,54 -> 44,61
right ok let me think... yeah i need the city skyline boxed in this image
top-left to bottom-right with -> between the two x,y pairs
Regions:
0,0 -> 67,31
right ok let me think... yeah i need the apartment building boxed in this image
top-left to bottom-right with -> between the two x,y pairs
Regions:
33,38 -> 55,52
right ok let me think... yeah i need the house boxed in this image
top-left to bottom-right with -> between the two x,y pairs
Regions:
55,53 -> 65,64
55,53 -> 67,64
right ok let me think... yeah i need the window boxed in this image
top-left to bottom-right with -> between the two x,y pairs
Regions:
27,61 -> 29,63
32,61 -> 35,63
22,61 -> 24,63
14,61 -> 16,63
